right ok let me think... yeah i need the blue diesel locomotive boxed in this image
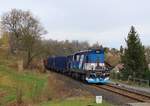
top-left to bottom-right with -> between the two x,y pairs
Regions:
44,48 -> 111,84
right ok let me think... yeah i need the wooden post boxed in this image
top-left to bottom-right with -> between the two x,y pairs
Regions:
128,75 -> 131,83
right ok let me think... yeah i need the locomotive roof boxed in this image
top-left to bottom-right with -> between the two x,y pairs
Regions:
74,48 -> 104,55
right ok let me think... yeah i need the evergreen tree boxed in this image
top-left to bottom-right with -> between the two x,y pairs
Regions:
122,26 -> 148,79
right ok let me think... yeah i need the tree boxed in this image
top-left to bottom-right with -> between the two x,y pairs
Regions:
91,42 -> 101,49
145,46 -> 150,64
121,26 -> 148,79
1,9 -> 46,67
105,51 -> 121,67
111,48 -> 119,54
0,32 -> 9,47
120,45 -> 124,54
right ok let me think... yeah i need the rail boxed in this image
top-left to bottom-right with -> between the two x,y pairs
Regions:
91,84 -> 150,102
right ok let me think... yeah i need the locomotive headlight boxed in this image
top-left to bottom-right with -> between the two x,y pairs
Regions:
91,65 -> 94,70
104,77 -> 109,81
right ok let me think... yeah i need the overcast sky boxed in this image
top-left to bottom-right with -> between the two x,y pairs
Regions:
0,0 -> 150,48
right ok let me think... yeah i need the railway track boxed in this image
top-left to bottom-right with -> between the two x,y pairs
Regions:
92,84 -> 150,102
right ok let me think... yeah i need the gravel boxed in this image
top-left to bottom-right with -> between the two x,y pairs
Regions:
48,71 -> 138,106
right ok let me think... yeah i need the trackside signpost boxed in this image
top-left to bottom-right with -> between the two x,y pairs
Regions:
96,96 -> 102,104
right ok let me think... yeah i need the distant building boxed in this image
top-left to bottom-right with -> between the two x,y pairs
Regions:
148,64 -> 150,70
113,63 -> 124,73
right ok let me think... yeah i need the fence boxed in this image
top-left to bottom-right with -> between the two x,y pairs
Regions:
110,72 -> 150,87
128,77 -> 150,87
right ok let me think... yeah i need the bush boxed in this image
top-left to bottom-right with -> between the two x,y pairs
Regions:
143,70 -> 150,80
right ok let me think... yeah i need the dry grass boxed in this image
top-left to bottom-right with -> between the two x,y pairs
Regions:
43,72 -> 92,100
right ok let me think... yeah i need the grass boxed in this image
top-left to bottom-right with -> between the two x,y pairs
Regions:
39,97 -> 113,106
0,64 -> 48,105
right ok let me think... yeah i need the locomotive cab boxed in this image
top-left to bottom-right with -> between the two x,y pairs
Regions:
84,49 -> 110,83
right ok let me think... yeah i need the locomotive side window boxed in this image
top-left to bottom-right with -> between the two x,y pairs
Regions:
79,55 -> 84,69
73,55 -> 75,61
73,54 -> 80,61
80,55 -> 84,62
76,55 -> 80,61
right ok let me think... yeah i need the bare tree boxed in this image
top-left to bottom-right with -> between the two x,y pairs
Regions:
1,9 -> 46,67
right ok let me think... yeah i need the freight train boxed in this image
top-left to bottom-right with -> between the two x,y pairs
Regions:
44,48 -> 112,84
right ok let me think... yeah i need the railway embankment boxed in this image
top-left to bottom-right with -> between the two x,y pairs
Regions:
0,63 -> 112,106
46,71 -> 150,106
